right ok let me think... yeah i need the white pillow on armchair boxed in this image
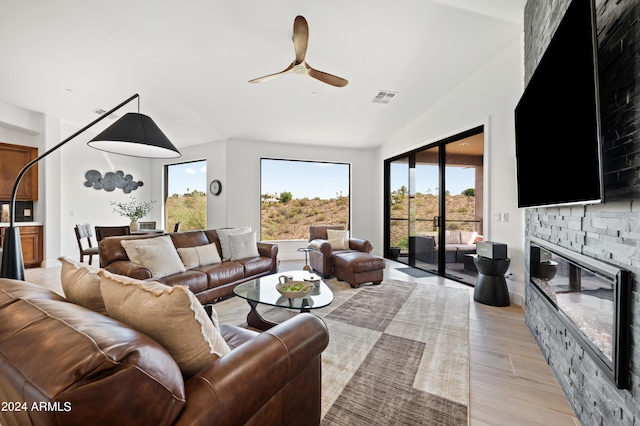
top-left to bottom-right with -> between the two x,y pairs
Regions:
326,229 -> 349,250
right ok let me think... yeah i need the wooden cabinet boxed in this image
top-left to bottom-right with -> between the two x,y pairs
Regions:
0,142 -> 39,201
0,225 -> 43,268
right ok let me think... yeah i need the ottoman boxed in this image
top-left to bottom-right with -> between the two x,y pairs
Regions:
332,251 -> 385,288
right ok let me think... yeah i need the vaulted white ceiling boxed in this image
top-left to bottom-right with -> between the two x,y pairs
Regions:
0,0 -> 524,149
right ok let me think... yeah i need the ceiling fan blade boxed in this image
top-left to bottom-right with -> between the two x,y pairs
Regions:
306,64 -> 349,87
249,16 -> 348,88
248,62 -> 295,83
293,15 -> 309,64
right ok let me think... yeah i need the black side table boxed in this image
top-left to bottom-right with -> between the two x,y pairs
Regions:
472,255 -> 511,306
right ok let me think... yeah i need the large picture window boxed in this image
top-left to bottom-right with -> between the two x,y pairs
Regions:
164,160 -> 207,232
260,158 -> 350,240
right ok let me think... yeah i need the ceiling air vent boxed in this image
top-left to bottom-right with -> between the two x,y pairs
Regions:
371,90 -> 398,104
92,108 -> 119,120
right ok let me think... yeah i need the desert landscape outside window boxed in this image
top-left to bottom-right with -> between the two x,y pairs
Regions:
260,158 -> 350,240
164,160 -> 207,232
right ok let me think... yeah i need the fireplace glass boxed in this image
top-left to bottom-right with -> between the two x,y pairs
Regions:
529,237 -> 631,389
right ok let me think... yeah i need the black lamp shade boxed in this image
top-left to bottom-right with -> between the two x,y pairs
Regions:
0,94 -> 181,281
88,113 -> 180,158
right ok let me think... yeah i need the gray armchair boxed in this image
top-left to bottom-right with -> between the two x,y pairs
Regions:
307,225 -> 373,278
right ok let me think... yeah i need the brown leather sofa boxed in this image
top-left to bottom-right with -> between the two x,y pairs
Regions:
99,229 -> 278,304
0,278 -> 329,426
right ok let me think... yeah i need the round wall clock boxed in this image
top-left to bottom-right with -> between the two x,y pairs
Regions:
210,179 -> 222,196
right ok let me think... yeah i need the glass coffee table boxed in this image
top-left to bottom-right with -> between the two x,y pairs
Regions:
233,270 -> 333,330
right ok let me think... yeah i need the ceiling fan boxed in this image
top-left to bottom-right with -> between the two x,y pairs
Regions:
249,15 -> 348,87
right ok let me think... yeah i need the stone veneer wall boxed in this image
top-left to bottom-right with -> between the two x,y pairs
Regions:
524,1 -> 639,425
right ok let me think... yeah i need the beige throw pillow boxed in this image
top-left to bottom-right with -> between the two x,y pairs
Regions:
177,243 -> 222,269
460,231 -> 478,245
228,231 -> 260,260
327,229 -> 349,250
58,256 -> 107,314
328,238 -> 349,250
217,226 -> 251,260
135,240 -> 186,278
121,236 -> 172,264
445,230 -> 462,245
98,270 -> 230,377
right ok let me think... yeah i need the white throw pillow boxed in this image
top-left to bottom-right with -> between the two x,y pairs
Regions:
177,243 -> 222,269
326,229 -> 349,250
328,238 -> 349,250
58,256 -> 106,314
326,229 -> 349,241
121,236 -> 172,264
445,230 -> 462,245
135,240 -> 186,278
217,226 -> 251,260
98,270 -> 230,377
229,231 -> 260,260
460,231 -> 478,245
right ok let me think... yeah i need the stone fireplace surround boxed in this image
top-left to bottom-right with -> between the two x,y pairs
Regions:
523,0 -> 639,425
529,236 -> 631,389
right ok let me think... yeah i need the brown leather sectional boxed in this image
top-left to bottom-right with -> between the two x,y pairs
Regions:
99,229 -> 278,304
0,278 -> 329,425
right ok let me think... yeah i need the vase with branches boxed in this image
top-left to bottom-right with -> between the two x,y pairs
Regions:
110,197 -> 155,231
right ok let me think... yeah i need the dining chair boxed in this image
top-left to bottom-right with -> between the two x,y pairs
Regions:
74,224 -> 99,265
94,225 -> 131,242
138,221 -> 156,230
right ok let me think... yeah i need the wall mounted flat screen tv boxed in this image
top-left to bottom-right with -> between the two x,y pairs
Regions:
515,0 -> 604,208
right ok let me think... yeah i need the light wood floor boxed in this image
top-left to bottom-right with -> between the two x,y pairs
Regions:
24,259 -> 579,426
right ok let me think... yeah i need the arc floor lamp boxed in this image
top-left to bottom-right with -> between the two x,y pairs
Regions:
0,93 -> 181,280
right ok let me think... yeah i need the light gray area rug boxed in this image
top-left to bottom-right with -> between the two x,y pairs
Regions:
214,278 -> 470,425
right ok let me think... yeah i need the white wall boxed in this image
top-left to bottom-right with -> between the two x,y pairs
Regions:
152,139 -> 228,231
0,101 -> 156,265
55,122 -> 156,262
154,139 -> 377,261
0,102 -> 43,143
375,38 -> 526,304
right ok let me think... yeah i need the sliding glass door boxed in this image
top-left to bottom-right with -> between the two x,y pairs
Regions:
388,157 -> 410,261
414,146 -> 439,272
385,127 -> 484,285
443,143 -> 483,280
